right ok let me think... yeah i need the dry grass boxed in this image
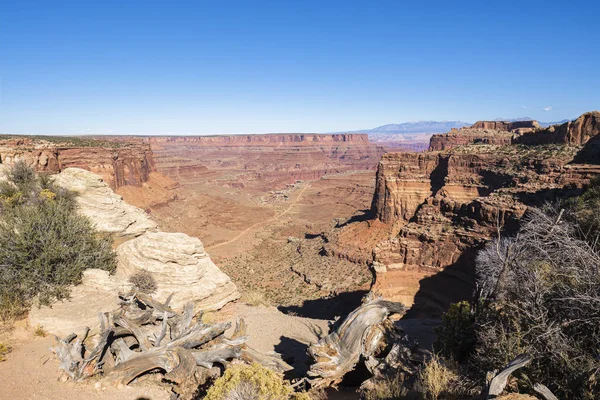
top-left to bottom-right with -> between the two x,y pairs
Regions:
362,376 -> 407,400
418,355 -> 458,400
240,290 -> 270,307
0,342 -> 12,362
129,270 -> 158,294
33,324 -> 47,337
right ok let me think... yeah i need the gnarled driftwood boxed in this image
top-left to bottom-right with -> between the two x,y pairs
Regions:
51,292 -> 291,399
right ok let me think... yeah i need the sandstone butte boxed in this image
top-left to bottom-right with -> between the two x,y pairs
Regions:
365,111 -> 600,316
27,168 -> 240,336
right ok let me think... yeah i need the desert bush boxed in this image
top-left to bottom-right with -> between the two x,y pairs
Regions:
7,160 -> 36,189
566,175 -> 600,250
433,301 -> 475,362
470,206 -> 600,399
417,355 -> 461,400
0,163 -> 117,319
33,324 -> 47,337
129,270 -> 157,294
361,375 -> 407,400
204,363 -> 299,400
240,290 -> 270,307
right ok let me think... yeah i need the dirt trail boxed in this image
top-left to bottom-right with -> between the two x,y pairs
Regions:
207,184 -> 309,250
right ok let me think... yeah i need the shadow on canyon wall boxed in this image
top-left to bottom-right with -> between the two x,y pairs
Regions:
403,251 -> 477,320
335,209 -> 375,228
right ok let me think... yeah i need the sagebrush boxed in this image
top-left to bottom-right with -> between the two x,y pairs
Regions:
0,162 -> 117,320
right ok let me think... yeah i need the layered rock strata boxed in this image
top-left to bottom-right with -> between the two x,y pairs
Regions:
368,111 -> 600,315
148,134 -> 385,185
52,168 -> 157,237
29,169 -> 239,334
115,231 -> 239,310
0,137 -> 156,189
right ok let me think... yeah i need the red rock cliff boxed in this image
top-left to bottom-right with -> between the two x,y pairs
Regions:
148,133 -> 385,185
366,111 -> 600,315
0,137 -> 156,189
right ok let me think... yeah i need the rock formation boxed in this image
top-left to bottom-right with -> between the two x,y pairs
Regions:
365,111 -> 600,315
0,136 -> 156,189
52,168 -> 157,237
29,169 -> 239,335
148,133 -> 385,186
115,231 -> 240,310
514,110 -> 600,146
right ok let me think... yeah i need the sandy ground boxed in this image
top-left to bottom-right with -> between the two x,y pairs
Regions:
0,304 -> 345,399
0,321 -> 171,400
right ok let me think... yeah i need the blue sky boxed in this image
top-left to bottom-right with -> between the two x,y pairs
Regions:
1,0 -> 598,135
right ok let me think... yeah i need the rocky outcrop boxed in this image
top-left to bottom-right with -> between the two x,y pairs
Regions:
115,231 -> 240,311
471,120 -> 540,131
28,269 -> 130,336
0,137 -> 156,189
429,120 -> 543,151
30,169 -> 238,334
514,111 -> 600,146
53,168 -> 157,237
367,111 -> 600,315
148,134 -> 385,186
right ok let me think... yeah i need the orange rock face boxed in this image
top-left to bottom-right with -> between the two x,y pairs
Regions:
515,111 -> 600,146
148,133 -> 385,186
0,137 -> 157,189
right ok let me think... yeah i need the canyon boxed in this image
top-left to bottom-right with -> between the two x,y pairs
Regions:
3,113 -> 599,320
364,111 -> 600,317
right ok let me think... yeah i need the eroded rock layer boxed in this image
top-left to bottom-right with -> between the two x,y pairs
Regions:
116,231 -> 240,311
0,136 -> 156,189
148,134 -> 385,186
367,111 -> 600,315
29,169 -> 239,334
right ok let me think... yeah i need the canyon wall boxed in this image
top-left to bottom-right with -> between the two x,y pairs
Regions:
0,137 -> 156,189
431,111 -> 600,151
148,134 -> 385,186
367,111 -> 600,315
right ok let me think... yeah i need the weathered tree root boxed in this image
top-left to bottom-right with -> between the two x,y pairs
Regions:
307,295 -> 418,388
51,292 -> 291,399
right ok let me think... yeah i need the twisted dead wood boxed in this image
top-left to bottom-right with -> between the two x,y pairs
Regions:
51,292 -> 291,399
307,296 -> 407,388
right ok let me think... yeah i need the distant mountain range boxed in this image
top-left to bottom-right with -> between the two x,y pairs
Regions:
343,118 -> 573,138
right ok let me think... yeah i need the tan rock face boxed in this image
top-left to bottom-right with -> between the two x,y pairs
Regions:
28,269 -> 131,336
115,231 -> 240,311
29,170 -> 239,335
53,168 -> 157,237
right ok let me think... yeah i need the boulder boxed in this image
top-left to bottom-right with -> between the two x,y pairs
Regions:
53,168 -> 157,237
28,269 -> 131,336
115,231 -> 240,311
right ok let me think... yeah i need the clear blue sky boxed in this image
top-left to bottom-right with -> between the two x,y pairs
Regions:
1,0 -> 598,135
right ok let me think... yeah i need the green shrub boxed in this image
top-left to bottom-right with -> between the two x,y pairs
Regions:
433,301 -> 475,362
0,163 -> 116,319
